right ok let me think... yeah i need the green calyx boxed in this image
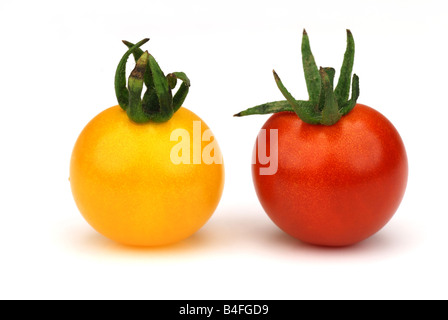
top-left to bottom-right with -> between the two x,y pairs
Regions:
114,38 -> 191,123
234,29 -> 360,126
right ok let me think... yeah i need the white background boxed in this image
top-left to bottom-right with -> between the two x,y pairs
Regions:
0,0 -> 447,300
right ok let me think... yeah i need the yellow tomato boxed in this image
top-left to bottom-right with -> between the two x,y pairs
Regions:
70,105 -> 224,246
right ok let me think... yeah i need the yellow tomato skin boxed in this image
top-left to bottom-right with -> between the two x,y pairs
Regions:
70,105 -> 224,246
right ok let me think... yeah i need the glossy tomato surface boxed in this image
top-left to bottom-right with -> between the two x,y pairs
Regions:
70,106 -> 224,247
252,104 -> 408,246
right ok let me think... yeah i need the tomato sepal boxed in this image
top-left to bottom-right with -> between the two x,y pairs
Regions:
273,70 -> 322,124
167,72 -> 191,113
127,51 -> 152,123
339,73 -> 360,115
233,100 -> 293,117
116,39 -> 191,124
115,38 -> 149,113
301,29 -> 321,104
234,29 -> 360,126
319,67 -> 342,125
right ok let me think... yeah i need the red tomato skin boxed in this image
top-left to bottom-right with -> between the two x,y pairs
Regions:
252,104 -> 408,246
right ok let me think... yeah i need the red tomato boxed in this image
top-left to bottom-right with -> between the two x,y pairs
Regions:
252,104 -> 408,246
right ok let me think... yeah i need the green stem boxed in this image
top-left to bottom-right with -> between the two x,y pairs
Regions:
233,29 -> 360,126
115,38 -> 191,123
322,67 -> 335,89
319,67 -> 341,125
